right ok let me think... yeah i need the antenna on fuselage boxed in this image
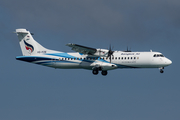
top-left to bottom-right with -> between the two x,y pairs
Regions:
124,46 -> 132,52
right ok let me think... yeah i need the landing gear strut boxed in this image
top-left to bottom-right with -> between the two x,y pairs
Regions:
159,67 -> 164,73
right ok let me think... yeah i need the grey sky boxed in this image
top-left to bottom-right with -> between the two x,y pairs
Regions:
0,0 -> 179,120
1,0 -> 180,43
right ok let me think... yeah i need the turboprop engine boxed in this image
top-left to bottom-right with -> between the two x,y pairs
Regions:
92,49 -> 109,57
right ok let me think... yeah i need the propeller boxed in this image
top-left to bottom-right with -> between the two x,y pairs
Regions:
107,44 -> 114,63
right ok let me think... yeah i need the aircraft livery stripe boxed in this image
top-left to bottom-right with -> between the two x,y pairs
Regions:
36,61 -> 79,64
16,56 -> 56,62
16,56 -> 139,68
46,53 -> 75,58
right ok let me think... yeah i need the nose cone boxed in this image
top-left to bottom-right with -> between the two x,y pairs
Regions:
166,59 -> 172,65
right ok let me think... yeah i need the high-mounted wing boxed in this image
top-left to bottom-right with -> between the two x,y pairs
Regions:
66,43 -> 97,55
66,43 -> 109,57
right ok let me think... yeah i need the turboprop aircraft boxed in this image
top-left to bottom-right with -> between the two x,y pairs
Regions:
15,28 -> 172,76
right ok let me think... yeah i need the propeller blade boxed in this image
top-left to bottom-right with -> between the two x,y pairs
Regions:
107,44 -> 114,63
110,55 -> 111,63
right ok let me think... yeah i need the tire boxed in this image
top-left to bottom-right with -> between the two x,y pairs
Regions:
101,71 -> 108,76
160,70 -> 164,73
92,70 -> 99,75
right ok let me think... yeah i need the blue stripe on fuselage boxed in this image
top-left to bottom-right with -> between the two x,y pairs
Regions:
46,53 -> 110,63
16,56 -> 55,62
46,53 -> 75,58
16,53 -> 138,69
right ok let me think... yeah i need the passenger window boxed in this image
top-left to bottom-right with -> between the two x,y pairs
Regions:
131,57 -> 133,59
134,57 -> 136,59
119,57 -> 120,59
128,57 -> 129,59
122,57 -> 123,60
125,57 -> 126,60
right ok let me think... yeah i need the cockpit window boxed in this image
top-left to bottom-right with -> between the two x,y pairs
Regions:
160,54 -> 164,57
153,54 -> 164,57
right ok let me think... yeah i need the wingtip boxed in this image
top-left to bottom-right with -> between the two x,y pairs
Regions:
66,43 -> 74,46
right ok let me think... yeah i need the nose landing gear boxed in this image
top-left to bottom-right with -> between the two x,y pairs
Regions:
160,69 -> 164,73
159,67 -> 164,73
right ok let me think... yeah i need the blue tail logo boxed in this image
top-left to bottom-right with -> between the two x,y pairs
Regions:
24,40 -> 34,53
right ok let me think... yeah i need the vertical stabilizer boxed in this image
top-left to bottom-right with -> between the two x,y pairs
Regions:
16,29 -> 49,56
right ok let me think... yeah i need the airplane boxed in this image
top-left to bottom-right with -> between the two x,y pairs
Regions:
15,28 -> 172,76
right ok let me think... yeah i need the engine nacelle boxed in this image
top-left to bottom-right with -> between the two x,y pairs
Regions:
91,62 -> 117,71
101,63 -> 117,70
92,49 -> 109,57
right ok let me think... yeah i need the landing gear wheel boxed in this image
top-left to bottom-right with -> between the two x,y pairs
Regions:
160,69 -> 164,73
92,69 -> 99,75
101,71 -> 108,76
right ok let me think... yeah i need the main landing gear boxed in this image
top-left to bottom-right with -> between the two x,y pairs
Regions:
92,69 -> 99,75
92,69 -> 108,76
159,67 -> 164,73
101,71 -> 108,76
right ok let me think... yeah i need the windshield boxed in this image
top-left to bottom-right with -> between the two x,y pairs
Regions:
153,54 -> 164,57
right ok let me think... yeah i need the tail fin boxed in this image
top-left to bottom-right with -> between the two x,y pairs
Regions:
15,29 -> 49,56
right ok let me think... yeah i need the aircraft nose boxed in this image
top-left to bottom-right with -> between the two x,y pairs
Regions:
166,59 -> 172,65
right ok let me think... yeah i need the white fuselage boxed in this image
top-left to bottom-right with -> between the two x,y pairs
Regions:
16,51 -> 172,71
15,28 -> 172,75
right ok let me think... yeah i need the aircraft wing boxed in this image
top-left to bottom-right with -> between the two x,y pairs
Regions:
66,43 -> 97,55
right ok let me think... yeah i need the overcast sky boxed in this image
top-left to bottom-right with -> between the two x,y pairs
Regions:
0,0 -> 179,120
